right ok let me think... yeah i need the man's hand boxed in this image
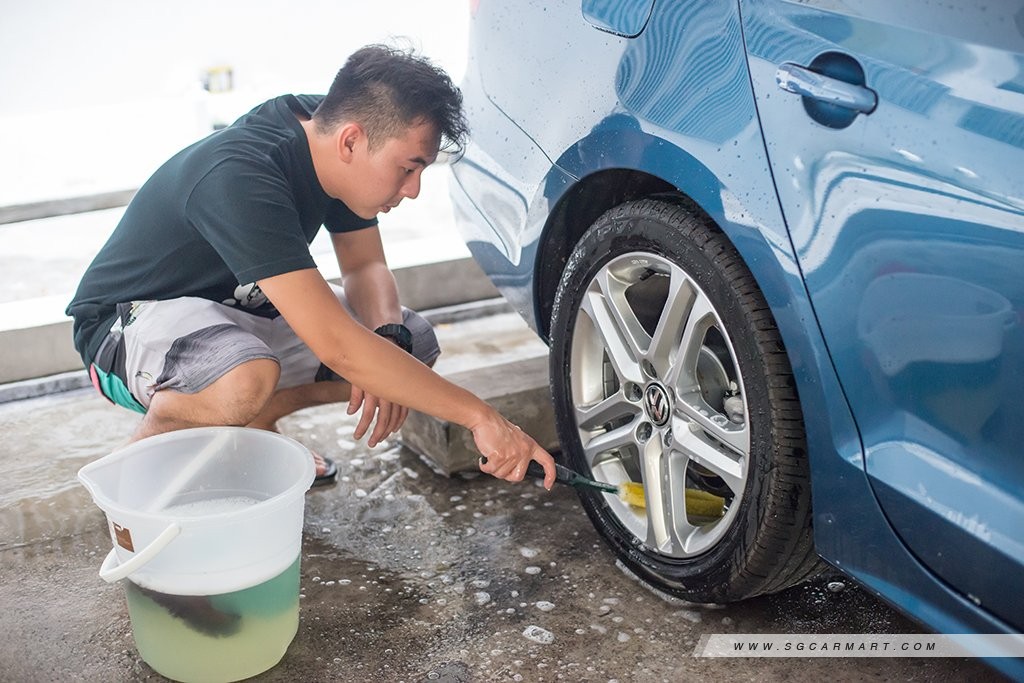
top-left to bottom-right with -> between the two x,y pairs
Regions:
473,415 -> 556,490
348,385 -> 409,447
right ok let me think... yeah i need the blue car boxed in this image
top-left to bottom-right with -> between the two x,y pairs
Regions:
449,0 -> 1024,672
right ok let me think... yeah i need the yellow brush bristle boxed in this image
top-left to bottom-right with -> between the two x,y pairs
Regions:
618,482 -> 725,519
619,481 -> 647,508
685,488 -> 727,518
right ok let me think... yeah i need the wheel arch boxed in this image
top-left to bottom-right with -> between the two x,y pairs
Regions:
533,167 -> 674,341
533,134 -> 786,345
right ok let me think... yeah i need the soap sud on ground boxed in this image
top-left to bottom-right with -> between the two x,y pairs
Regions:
522,625 -> 554,644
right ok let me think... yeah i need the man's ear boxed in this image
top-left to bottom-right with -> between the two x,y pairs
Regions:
336,122 -> 364,163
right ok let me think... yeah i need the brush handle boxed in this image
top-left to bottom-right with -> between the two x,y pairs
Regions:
525,460 -> 546,480
482,457 -> 562,482
525,460 -> 573,483
524,461 -> 618,493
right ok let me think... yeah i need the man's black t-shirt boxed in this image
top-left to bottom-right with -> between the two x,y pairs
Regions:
66,94 -> 375,365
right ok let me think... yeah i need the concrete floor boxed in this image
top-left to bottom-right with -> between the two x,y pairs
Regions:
0,313 -> 1003,683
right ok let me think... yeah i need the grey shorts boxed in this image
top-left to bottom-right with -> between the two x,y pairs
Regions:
89,284 -> 440,412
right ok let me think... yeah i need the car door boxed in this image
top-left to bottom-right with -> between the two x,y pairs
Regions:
740,0 -> 1024,627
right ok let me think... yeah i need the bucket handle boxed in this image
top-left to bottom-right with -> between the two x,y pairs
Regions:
99,523 -> 181,583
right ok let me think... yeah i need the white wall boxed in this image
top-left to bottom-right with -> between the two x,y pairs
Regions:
0,0 -> 469,204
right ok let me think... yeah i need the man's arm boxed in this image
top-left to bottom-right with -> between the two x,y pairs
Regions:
257,268 -> 556,488
330,228 -> 408,442
331,228 -> 400,330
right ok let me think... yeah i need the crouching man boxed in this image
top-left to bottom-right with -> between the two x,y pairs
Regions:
66,44 -> 555,489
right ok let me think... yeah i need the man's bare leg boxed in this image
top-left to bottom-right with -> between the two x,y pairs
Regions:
247,381 -> 351,478
246,380 -> 351,431
131,358 -> 282,442
131,359 -> 352,477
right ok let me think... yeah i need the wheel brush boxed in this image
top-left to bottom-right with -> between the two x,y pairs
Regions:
524,462 -> 725,518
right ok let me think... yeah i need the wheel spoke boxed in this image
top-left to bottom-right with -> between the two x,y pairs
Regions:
575,391 -> 641,432
594,267 -> 651,360
647,269 -> 693,378
675,398 -> 749,456
671,414 -> 746,496
580,273 -> 645,386
641,434 -> 700,554
663,291 -> 717,391
581,420 -> 638,467
641,435 -> 671,551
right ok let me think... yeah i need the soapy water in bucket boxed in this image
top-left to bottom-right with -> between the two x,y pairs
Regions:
126,495 -> 299,681
161,495 -> 266,516
126,555 -> 301,682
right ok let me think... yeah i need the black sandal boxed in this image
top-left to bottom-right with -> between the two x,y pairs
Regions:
311,456 -> 338,487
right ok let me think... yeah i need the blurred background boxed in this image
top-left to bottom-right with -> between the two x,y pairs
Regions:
0,0 -> 471,305
0,0 -> 469,204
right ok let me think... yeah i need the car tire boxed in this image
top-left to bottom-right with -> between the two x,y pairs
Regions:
549,196 -> 821,602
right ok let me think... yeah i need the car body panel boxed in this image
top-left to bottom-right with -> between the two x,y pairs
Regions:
449,1 -> 1024,673
582,0 -> 655,37
741,0 -> 1024,628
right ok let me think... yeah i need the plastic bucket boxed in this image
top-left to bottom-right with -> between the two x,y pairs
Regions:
78,427 -> 315,683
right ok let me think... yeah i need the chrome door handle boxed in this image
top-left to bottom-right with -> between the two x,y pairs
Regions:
776,63 -> 877,114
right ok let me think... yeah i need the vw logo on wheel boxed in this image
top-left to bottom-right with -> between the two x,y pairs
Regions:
643,383 -> 672,427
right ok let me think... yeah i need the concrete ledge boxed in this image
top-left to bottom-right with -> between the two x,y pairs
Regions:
0,256 -> 499,385
0,189 -> 136,225
391,257 -> 498,312
420,297 -> 512,326
0,321 -> 86,385
399,356 -> 559,476
0,371 -> 92,404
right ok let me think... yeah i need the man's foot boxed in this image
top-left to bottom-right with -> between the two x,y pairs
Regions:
311,451 -> 338,488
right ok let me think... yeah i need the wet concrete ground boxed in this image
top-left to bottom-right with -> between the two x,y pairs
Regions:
0,374 -> 1002,682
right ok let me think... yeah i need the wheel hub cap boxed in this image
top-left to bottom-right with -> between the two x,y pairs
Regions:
643,382 -> 672,427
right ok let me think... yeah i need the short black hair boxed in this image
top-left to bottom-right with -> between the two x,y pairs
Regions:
314,44 -> 467,156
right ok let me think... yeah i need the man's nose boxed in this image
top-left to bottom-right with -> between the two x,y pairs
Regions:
402,172 -> 422,200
